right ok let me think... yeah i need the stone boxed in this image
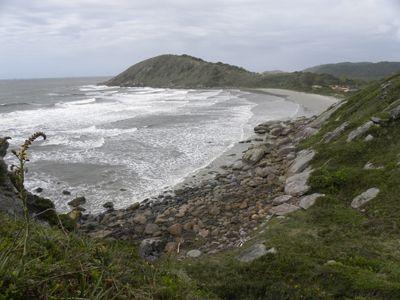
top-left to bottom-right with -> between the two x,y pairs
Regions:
103,201 -> 114,210
239,201 -> 248,209
209,206 -> 220,215
272,195 -> 293,205
68,196 -> 86,207
390,103 -> 400,120
364,134 -> 374,142
255,166 -> 276,178
133,214 -> 147,224
62,190 -> 71,195
298,127 -> 318,139
68,209 -> 82,221
269,203 -> 300,216
186,249 -> 202,258
363,162 -> 383,170
164,242 -> 177,253
299,193 -> 325,210
127,202 -> 140,211
242,146 -> 267,164
237,243 -> 267,262
347,121 -> 374,142
278,145 -> 296,156
284,170 -> 311,196
309,101 -> 347,128
144,223 -> 161,236
266,247 -> 277,254
139,238 -> 164,262
90,230 -> 112,239
270,126 -> 283,136
199,229 -> 209,238
168,223 -> 183,236
35,187 -> 43,193
232,161 -> 244,170
323,122 -> 349,143
288,149 -> 315,175
351,188 -> 380,209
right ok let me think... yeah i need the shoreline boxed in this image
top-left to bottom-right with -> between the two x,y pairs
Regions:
174,88 -> 339,190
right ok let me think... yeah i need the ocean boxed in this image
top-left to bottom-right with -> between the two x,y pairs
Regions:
0,77 -> 300,213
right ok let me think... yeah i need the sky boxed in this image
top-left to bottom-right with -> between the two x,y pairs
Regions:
0,0 -> 399,79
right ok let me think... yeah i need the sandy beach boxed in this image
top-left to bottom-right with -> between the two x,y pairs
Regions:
176,89 -> 340,188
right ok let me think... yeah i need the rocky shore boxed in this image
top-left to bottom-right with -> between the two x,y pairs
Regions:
77,101 -> 342,261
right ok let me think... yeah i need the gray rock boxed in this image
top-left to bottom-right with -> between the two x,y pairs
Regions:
232,161 -> 244,170
347,121 -> 374,142
237,243 -> 267,262
285,170 -> 312,196
272,195 -> 293,205
144,223 -> 161,236
68,196 -> 86,207
242,146 -> 267,164
186,249 -> 202,258
390,103 -> 400,120
139,238 -> 164,262
255,166 -> 276,178
323,122 -> 349,143
363,162 -> 383,170
269,203 -> 300,216
351,188 -> 380,209
278,145 -> 296,156
299,193 -> 325,210
288,149 -> 315,175
103,201 -> 114,210
309,101 -> 347,128
364,134 -> 374,142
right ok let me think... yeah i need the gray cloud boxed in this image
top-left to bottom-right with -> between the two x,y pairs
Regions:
0,0 -> 399,78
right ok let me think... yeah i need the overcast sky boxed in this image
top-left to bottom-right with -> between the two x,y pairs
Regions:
0,0 -> 399,79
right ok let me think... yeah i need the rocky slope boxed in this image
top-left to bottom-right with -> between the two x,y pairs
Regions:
305,61 -> 400,81
104,54 -> 359,92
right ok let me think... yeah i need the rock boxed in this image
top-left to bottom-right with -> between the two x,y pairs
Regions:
323,122 -> 349,143
68,209 -> 82,221
298,127 -> 318,139
164,242 -> 177,253
34,187 -> 43,193
237,243 -> 267,262
144,223 -> 161,236
371,117 -> 383,124
285,170 -> 311,196
133,214 -> 147,225
299,193 -> 325,210
186,249 -> 202,258
364,134 -> 374,142
363,162 -> 383,170
139,238 -> 164,262
255,166 -> 276,178
266,247 -> 277,254
270,126 -> 283,136
199,229 -> 209,238
68,196 -> 86,207
272,195 -> 293,205
168,223 -> 183,236
288,149 -> 315,175
90,230 -> 112,239
242,146 -> 267,164
209,206 -> 220,215
239,201 -> 248,209
127,202 -> 140,211
351,188 -> 380,209
309,101 -> 347,129
347,121 -> 374,142
278,145 -> 296,156
232,161 -> 244,170
390,103 -> 400,120
103,201 -> 114,210
269,203 -> 300,216
62,190 -> 71,195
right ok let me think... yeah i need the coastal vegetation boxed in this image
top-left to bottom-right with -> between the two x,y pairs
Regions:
305,61 -> 400,81
104,54 -> 362,94
1,70 -> 400,298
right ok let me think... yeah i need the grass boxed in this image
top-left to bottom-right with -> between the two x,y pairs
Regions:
1,74 -> 400,299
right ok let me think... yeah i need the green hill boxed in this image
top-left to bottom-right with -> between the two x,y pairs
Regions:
305,61 -> 400,81
104,54 -> 361,93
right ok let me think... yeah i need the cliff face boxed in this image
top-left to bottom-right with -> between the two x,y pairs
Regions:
0,138 -> 22,216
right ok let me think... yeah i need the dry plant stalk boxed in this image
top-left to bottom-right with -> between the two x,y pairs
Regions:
11,132 -> 46,257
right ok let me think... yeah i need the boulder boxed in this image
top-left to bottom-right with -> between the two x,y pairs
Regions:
237,243 -> 267,263
309,101 -> 346,128
186,249 -> 202,258
62,190 -> 71,195
144,223 -> 161,236
133,213 -> 147,224
139,238 -> 164,262
278,145 -> 296,156
364,134 -> 374,142
390,103 -> 400,120
242,146 -> 267,164
269,203 -> 300,216
272,195 -> 293,205
285,170 -> 312,196
288,149 -> 315,175
323,122 -> 349,143
68,196 -> 86,207
103,201 -> 114,210
255,166 -> 276,178
351,188 -> 380,209
168,223 -> 183,236
299,193 -> 325,210
347,121 -> 374,142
